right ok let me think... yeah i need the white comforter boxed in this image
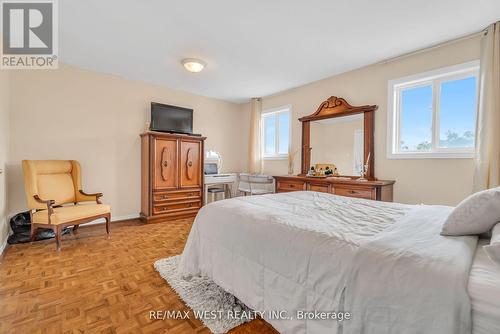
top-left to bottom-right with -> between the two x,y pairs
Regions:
179,191 -> 477,334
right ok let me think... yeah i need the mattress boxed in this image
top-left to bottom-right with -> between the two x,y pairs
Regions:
469,239 -> 500,334
179,191 -> 479,334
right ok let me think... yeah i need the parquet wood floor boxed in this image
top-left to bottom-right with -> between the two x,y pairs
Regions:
0,219 -> 278,334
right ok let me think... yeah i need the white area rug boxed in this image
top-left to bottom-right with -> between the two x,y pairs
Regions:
154,255 -> 252,334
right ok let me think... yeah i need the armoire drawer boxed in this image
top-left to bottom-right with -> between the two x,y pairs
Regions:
334,186 -> 375,200
153,190 -> 201,202
153,200 -> 201,215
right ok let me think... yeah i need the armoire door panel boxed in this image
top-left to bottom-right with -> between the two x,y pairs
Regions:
154,138 -> 177,189
180,140 -> 201,188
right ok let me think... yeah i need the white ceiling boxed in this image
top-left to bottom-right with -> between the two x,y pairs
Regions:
60,0 -> 500,103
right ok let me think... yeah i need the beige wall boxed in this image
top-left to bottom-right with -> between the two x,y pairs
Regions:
261,36 -> 480,206
1,68 -> 10,250
7,64 -> 249,219
4,34 -> 481,219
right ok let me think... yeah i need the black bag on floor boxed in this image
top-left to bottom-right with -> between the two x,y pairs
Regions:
7,211 -> 69,244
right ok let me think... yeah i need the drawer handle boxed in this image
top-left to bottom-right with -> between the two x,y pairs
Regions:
160,195 -> 168,200
160,147 -> 170,181
348,190 -> 358,194
187,193 -> 193,197
289,184 -> 295,188
188,203 -> 193,208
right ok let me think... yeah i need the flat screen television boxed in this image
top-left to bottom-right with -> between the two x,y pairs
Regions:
150,102 -> 193,134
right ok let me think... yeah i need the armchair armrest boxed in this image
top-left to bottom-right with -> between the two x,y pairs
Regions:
34,195 -> 55,223
79,190 -> 103,204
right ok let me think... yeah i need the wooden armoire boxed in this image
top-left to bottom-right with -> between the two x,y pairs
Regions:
140,131 -> 206,222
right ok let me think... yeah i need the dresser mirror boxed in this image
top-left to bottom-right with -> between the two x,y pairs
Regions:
299,96 -> 377,179
310,114 -> 364,176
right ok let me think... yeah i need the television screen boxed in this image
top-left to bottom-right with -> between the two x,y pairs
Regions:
150,102 -> 193,134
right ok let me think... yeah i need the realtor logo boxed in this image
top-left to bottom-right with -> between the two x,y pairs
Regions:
1,0 -> 58,69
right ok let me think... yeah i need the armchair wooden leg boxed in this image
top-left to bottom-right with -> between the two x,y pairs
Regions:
105,214 -> 111,238
55,226 -> 62,251
30,225 -> 38,241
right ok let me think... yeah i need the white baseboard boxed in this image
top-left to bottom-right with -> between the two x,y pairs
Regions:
0,213 -> 140,256
83,213 -> 140,226
0,234 -> 7,256
113,213 -> 141,222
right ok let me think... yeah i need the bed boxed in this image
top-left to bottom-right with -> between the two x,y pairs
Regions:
469,240 -> 500,334
179,191 -> 500,334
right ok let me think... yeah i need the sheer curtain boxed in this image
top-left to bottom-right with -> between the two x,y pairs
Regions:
473,22 -> 500,191
248,98 -> 263,174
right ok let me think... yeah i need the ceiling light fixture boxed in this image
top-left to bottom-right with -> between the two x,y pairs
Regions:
182,58 -> 206,73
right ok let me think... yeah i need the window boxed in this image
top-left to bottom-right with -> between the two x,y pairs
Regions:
261,106 -> 291,159
387,61 -> 479,159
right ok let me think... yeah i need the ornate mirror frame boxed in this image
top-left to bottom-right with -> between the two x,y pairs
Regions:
299,96 -> 378,179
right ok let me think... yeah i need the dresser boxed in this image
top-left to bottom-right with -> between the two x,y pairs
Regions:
140,131 -> 206,222
274,175 -> 394,201
281,96 -> 396,201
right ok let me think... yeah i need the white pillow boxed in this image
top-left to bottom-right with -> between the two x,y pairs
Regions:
484,223 -> 500,266
441,187 -> 500,236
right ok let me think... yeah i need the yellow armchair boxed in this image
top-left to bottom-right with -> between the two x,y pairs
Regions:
22,160 -> 111,251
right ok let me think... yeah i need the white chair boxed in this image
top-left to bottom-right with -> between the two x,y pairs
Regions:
238,173 -> 274,196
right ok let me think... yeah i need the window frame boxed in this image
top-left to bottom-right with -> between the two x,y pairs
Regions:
387,60 -> 479,159
261,105 -> 292,160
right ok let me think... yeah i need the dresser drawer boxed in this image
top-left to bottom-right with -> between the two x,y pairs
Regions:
277,180 -> 305,192
334,186 -> 375,200
153,200 -> 201,215
308,183 -> 330,193
153,190 -> 201,202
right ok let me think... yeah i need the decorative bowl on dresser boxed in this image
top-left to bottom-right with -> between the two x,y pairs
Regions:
140,131 -> 206,222
275,96 -> 395,201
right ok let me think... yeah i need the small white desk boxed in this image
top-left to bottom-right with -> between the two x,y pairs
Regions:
204,173 -> 237,205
